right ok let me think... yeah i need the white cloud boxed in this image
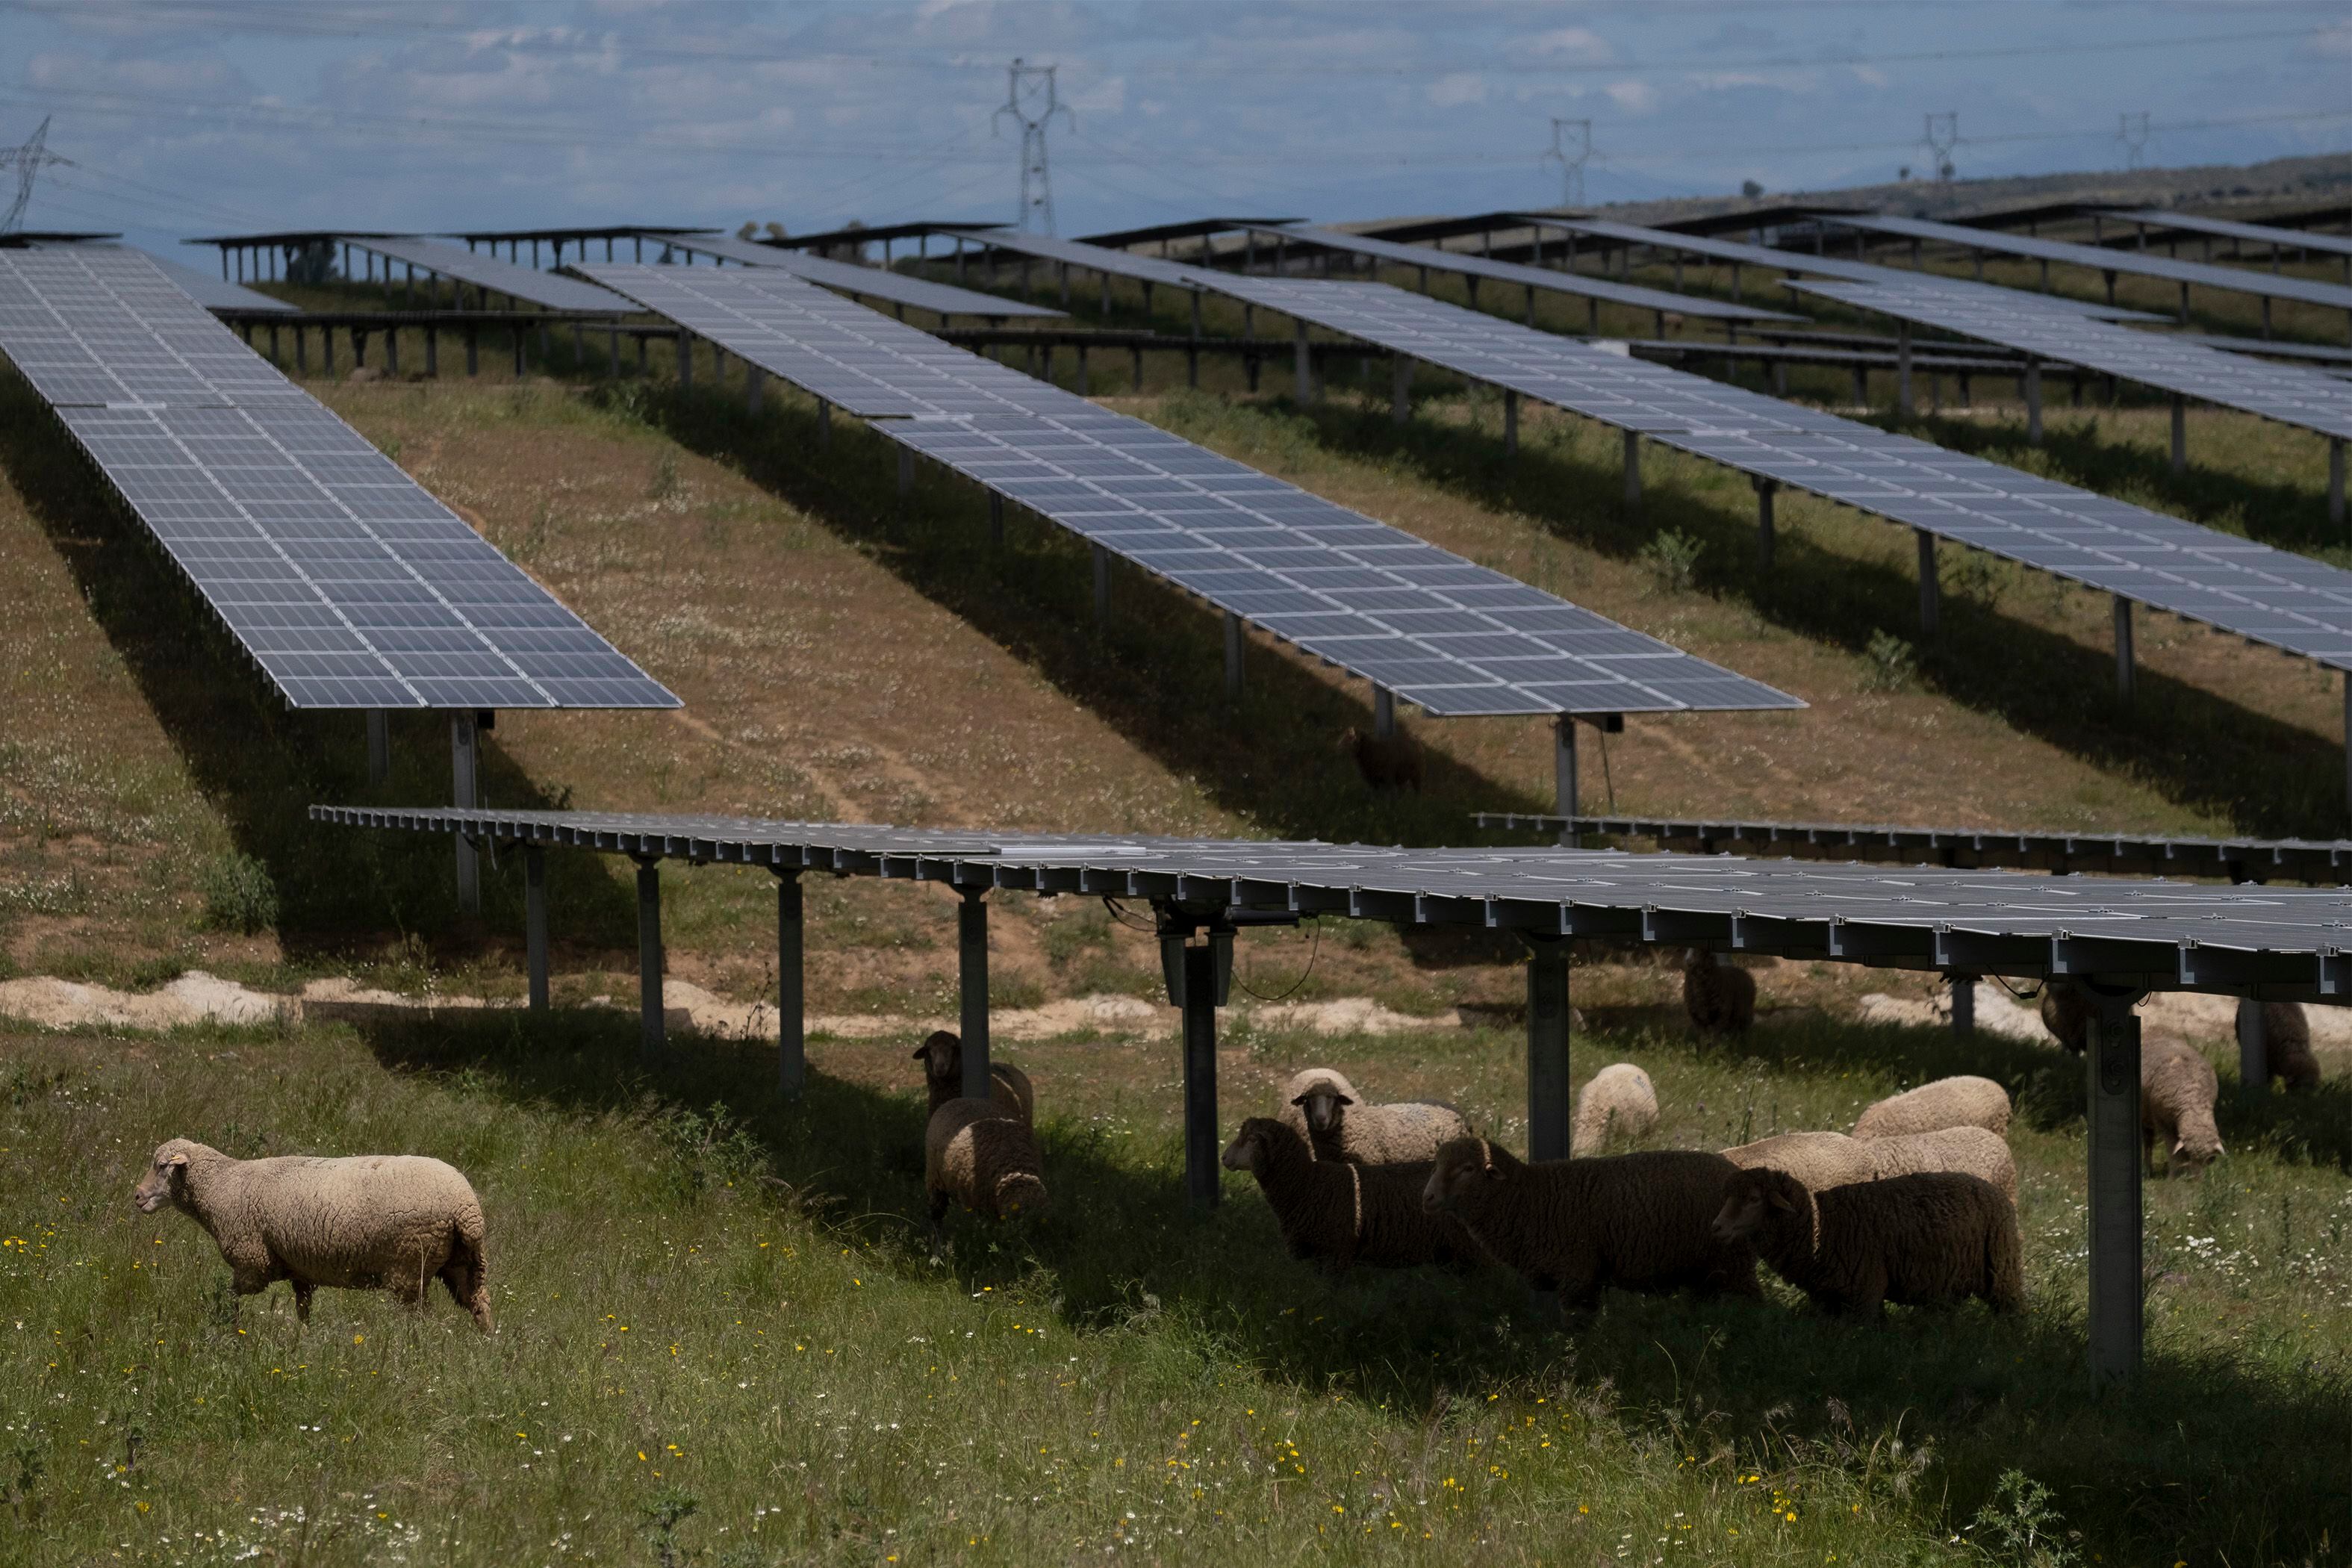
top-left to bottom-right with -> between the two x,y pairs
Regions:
1603,79 -> 1658,114
1524,27 -> 1613,63
1429,72 -> 1488,108
2318,20 -> 2352,56
1071,75 -> 1125,113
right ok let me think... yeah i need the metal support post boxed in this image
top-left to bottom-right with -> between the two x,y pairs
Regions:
635,859 -> 665,1057
2084,986 -> 2144,1387
1916,529 -> 1940,637
988,492 -> 1004,547
1293,320 -> 1313,404
2024,358 -> 2043,446
2113,596 -> 2135,700
450,712 -> 480,915
1223,611 -> 1243,700
1622,429 -> 1641,511
525,847 -> 550,1012
818,401 -> 831,446
957,889 -> 991,1101
1523,933 -> 1572,1162
1091,544 -> 1111,623
1503,389 -> 1519,457
1949,974 -> 1975,1036
897,447 -> 913,500
769,870 -> 806,1097
1390,353 -> 1410,425
676,332 -> 691,388
2169,394 -> 2185,475
1553,715 -> 1577,845
1372,685 -> 1396,741
365,710 -> 390,786
2235,999 -> 2268,1104
464,328 -> 478,377
747,367 -> 765,413
1179,936 -> 1222,1210
2330,439 -> 2345,533
1895,322 -> 1912,417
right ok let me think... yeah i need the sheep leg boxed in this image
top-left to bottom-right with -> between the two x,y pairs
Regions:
290,1280 -> 317,1324
441,1243 -> 494,1334
927,1190 -> 950,1257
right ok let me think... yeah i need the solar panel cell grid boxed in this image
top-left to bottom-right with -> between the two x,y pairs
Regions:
652,232 -> 1063,318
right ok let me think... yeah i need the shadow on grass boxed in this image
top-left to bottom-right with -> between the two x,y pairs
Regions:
1264,385 -> 2352,836
0,373 -> 641,959
361,1005 -> 2351,1566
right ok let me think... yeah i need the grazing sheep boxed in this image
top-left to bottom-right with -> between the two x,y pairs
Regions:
1277,1068 -> 1470,1166
1720,1131 -> 1878,1193
1862,1126 -> 2018,1206
2038,979 -> 2089,1052
1711,1166 -> 2023,1317
2142,1039 -> 2224,1176
131,1139 -> 491,1331
1419,1138 -> 1759,1307
1852,1075 -> 2012,1140
1340,727 -> 1424,793
2241,1002 -> 2322,1092
1682,949 -> 1756,1036
1571,1063 -> 1658,1157
924,1098 -> 1048,1238
912,1030 -> 1035,1121
1221,1118 -> 1478,1275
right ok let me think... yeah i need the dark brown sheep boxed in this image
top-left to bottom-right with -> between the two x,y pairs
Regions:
1340,727 -> 1424,793
1712,1166 -> 2023,1318
1682,949 -> 1756,1035
2241,1002 -> 2322,1092
912,1030 -> 1035,1121
924,1098 -> 1048,1242
2038,979 -> 2089,1052
1222,1118 -> 1478,1275
1419,1138 -> 1758,1307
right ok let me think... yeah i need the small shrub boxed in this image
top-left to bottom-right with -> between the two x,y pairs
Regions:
1636,529 -> 1705,593
1041,907 -> 1113,965
196,851 -> 279,935
1859,629 -> 1918,693
1966,1469 -> 2079,1568
649,451 -> 682,504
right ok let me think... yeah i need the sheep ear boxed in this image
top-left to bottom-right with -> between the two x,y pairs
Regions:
910,1046 -> 929,1060
1765,1186 -> 1796,1213
162,1151 -> 188,1169
1288,1093 -> 1313,1107
1331,1094 -> 1354,1107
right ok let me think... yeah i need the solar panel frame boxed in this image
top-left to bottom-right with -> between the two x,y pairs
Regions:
577,262 -> 1803,718
965,227 -> 1215,291
1211,275 -> 2352,671
0,246 -> 679,711
650,232 -> 1065,319
340,235 -> 637,314
52,244 -> 297,314
2099,210 -> 2352,263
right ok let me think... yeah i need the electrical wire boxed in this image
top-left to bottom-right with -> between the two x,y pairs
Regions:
1231,921 -> 1322,1004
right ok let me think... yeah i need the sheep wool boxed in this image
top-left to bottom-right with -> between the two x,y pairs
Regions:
1221,1118 -> 1478,1275
1861,1126 -> 2018,1205
1277,1067 -> 1469,1166
131,1139 -> 491,1331
1682,949 -> 1756,1035
1570,1063 -> 1659,1157
1712,1166 -> 2023,1317
1420,1138 -> 1758,1307
1852,1075 -> 2012,1140
1720,1131 -> 1879,1193
924,1098 -> 1048,1229
2142,1039 -> 2224,1175
2038,980 -> 2090,1052
2241,1002 -> 2322,1092
912,1030 -> 1036,1121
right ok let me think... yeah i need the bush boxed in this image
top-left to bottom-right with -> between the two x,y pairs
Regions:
1637,528 -> 1705,593
1860,629 -> 1919,693
196,851 -> 279,935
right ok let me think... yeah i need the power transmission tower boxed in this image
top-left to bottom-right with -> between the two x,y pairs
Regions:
1543,117 -> 1593,208
994,59 -> 1072,234
1,116 -> 68,234
1920,111 -> 1959,184
2118,112 -> 2151,171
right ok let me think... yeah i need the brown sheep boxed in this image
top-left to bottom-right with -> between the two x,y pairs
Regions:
924,1098 -> 1048,1241
912,1030 -> 1035,1121
2143,1039 -> 2224,1176
1340,727 -> 1424,793
1712,1166 -> 2023,1318
1852,1075 -> 2011,1140
1419,1137 -> 1759,1307
1276,1068 -> 1469,1166
1221,1118 -> 1478,1275
2038,979 -> 2089,1051
2241,1002 -> 2321,1092
1682,949 -> 1755,1036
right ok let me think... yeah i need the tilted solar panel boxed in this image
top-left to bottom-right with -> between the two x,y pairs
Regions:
968,228 -> 1213,290
2100,209 -> 2352,262
650,232 -> 1065,318
577,262 -> 1802,718
343,235 -> 637,314
1212,276 -> 2352,670
1793,279 -> 2352,442
0,246 -> 677,710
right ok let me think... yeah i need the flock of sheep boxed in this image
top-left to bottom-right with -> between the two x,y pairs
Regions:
126,958 -> 2305,1329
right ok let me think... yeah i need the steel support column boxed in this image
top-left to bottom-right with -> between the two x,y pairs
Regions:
1503,389 -> 1519,457
450,712 -> 480,914
1622,429 -> 1641,511
366,710 -> 390,786
2234,999 -> 2268,1105
1092,544 -> 1110,623
635,858 -> 664,1057
1524,933 -> 1572,1162
1949,974 -> 1975,1036
2330,439 -> 2345,533
1373,685 -> 1396,741
957,889 -> 991,1101
1553,715 -> 1577,845
1916,529 -> 1939,637
775,871 -> 805,1098
2025,358 -> 2043,446
1754,478 -> 1778,569
1390,352 -> 1410,425
897,447 -> 912,500
988,492 -> 1004,547
1895,322 -> 1913,416
525,847 -> 550,1012
2085,986 -> 2145,1387
2114,596 -> 2135,700
1293,320 -> 1313,403
2169,394 -> 2186,475
1223,611 -> 1243,700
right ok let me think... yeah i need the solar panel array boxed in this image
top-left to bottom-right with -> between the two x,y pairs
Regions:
578,262 -> 1802,718
2101,209 -> 2352,262
342,234 -> 638,314
968,227 -> 1214,290
1826,213 -> 2352,314
650,232 -> 1065,319
1212,275 -> 2352,670
0,245 -> 679,710
1234,222 -> 1804,324
312,804 -> 2352,995
1794,279 -> 2352,442
86,246 -> 296,314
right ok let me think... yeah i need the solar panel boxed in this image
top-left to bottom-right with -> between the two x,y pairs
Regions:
312,803 -> 2352,995
54,245 -> 296,314
340,235 -> 637,314
1826,214 -> 2352,314
577,262 -> 1802,718
651,232 -> 1065,319
1793,279 -> 2352,443
2100,210 -> 2352,263
1236,222 -> 1805,324
1211,276 -> 2352,670
967,228 -> 1214,291
0,246 -> 678,711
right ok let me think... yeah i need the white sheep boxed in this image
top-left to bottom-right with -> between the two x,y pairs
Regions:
1862,1126 -> 2017,1205
2143,1039 -> 2224,1175
1571,1063 -> 1658,1157
131,1139 -> 491,1331
1277,1067 -> 1469,1166
1852,1075 -> 2012,1140
1720,1130 -> 1879,1192
924,1098 -> 1048,1239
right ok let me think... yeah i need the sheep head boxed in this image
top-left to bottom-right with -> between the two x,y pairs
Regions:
1422,1136 -> 1513,1216
911,1030 -> 961,1088
132,1139 -> 202,1214
994,1169 -> 1049,1218
2172,1119 -> 2224,1174
1222,1116 -> 1306,1175
1287,1074 -> 1355,1136
1712,1167 -> 1805,1247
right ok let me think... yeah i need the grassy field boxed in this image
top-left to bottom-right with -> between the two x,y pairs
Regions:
2,1000 -> 2346,1567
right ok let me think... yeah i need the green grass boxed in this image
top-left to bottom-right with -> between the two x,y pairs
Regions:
4,1007 -> 2346,1567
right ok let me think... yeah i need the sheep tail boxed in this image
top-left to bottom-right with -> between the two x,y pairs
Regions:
444,1210 -> 493,1334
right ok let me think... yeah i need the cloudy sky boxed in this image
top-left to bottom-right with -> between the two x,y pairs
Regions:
6,0 -> 2348,252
